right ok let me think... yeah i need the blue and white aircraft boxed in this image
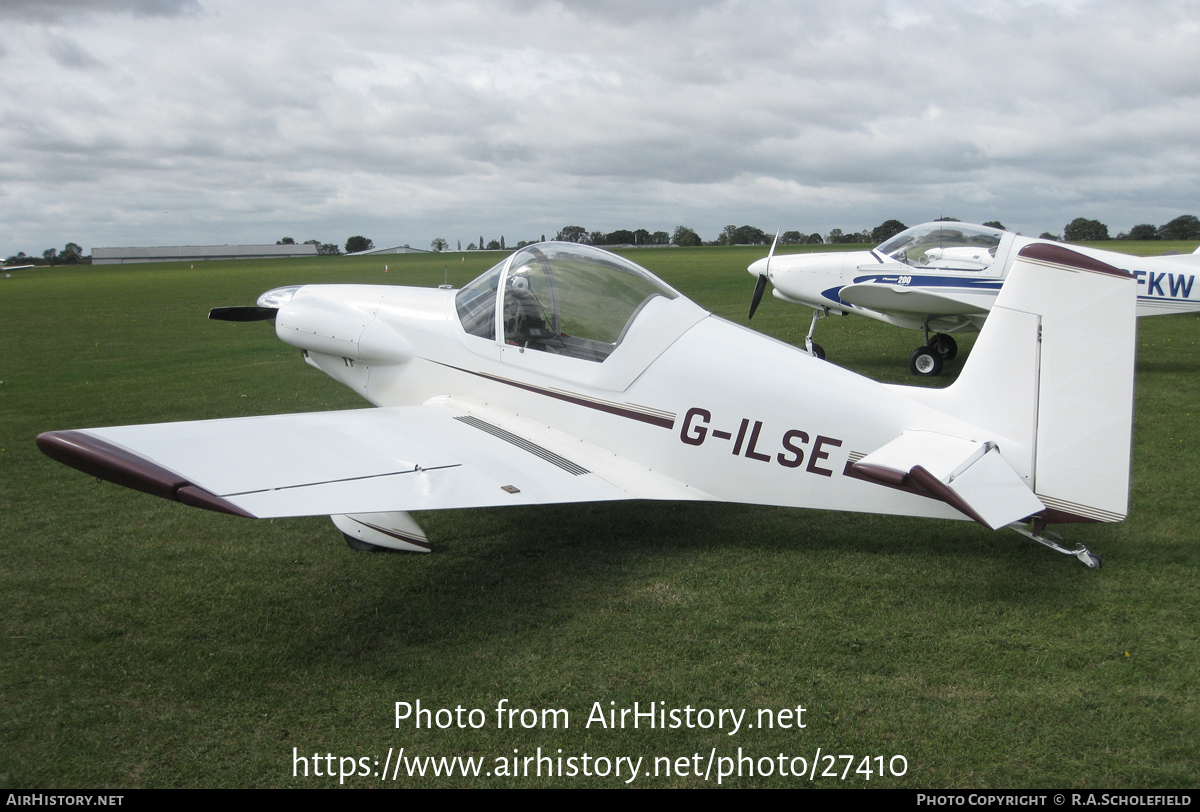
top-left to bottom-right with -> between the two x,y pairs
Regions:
748,221 -> 1200,375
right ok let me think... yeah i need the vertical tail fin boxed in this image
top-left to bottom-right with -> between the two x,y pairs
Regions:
927,242 -> 1137,523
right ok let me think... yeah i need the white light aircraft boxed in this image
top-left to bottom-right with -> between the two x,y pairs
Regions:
747,221 -> 1200,375
40,241 -> 1137,567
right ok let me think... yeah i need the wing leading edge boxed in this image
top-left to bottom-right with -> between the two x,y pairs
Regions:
38,401 -> 711,519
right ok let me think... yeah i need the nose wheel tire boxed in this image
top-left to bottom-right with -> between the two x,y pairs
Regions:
909,346 -> 943,376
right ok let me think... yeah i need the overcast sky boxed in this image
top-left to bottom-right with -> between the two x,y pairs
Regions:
2,0 -> 1198,257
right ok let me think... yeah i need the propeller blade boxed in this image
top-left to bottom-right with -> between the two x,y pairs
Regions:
748,273 -> 768,319
209,306 -> 278,322
748,227 -> 781,320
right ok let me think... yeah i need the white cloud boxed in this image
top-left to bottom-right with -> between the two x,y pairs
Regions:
2,0 -> 1199,256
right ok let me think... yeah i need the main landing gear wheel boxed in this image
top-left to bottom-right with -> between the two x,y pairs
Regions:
909,346 -> 943,376
807,342 -> 825,360
929,333 -> 957,361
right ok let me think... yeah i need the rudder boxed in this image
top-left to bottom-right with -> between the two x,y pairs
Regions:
1009,243 -> 1136,522
945,242 -> 1137,523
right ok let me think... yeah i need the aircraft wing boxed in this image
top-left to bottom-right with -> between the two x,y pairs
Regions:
838,281 -> 994,317
848,430 -> 1044,530
37,399 -> 710,519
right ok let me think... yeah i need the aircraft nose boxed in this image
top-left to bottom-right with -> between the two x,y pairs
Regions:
748,257 -> 769,277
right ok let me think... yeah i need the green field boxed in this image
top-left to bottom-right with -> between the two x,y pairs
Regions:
2,243 -> 1197,788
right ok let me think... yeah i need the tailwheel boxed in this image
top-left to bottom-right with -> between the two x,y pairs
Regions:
909,345 -> 943,376
1008,522 -> 1103,569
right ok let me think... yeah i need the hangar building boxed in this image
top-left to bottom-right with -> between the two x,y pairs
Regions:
92,244 -> 318,265
345,244 -> 431,256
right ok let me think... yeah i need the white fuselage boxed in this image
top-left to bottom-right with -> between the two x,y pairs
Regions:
280,282 -> 985,522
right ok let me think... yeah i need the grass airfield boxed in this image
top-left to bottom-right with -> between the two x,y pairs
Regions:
2,243 -> 1198,788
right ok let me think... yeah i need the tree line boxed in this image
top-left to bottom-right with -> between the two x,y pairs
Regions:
538,220 -> 917,247
1044,215 -> 1200,243
540,215 -> 1198,248
10,215 -> 1198,267
526,219 -> 951,248
277,236 -> 345,255
5,243 -> 87,266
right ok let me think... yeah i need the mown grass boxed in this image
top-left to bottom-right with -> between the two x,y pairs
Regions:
1,242 -> 1197,788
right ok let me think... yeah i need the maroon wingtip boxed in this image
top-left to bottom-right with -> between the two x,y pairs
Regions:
37,430 -> 188,500
37,430 -> 255,519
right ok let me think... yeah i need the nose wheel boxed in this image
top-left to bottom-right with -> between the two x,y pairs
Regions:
804,308 -> 828,359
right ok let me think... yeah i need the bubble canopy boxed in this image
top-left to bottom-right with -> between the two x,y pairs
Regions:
456,242 -> 681,362
876,222 -> 1007,270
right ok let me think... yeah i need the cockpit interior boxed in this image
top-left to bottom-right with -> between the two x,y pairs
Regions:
456,243 -> 680,362
876,222 -> 1008,271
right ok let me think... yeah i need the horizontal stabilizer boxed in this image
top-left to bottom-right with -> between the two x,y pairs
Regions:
851,430 -> 1044,530
899,243 -> 1137,525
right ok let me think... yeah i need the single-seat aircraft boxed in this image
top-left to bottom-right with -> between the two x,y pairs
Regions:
747,221 -> 1200,375
39,241 -> 1136,567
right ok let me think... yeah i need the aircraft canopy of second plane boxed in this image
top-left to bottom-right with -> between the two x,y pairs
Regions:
455,242 -> 681,362
875,222 -> 1008,271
